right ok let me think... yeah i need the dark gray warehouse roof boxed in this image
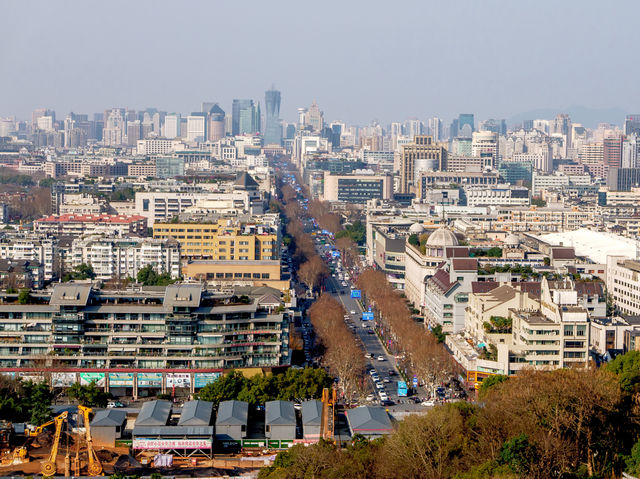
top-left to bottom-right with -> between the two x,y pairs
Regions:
301,400 -> 322,426
178,400 -> 214,426
135,400 -> 172,426
265,400 -> 296,426
215,400 -> 248,426
346,407 -> 393,433
91,409 -> 126,427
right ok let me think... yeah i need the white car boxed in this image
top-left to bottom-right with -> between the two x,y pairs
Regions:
375,382 -> 384,390
383,377 -> 391,383
366,394 -> 375,401
350,310 -> 356,315
377,355 -> 385,361
369,369 -> 377,376
379,392 -> 389,401
421,400 -> 436,407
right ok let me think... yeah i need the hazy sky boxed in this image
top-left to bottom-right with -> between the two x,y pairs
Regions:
1,0 -> 638,125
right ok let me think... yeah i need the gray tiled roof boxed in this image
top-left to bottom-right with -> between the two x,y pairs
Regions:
178,400 -> 213,426
346,407 -> 392,433
301,400 -> 322,426
265,400 -> 296,426
91,409 -> 126,427
135,400 -> 171,426
215,400 -> 248,426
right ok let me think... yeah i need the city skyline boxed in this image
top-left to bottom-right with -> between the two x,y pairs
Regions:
2,0 -> 638,125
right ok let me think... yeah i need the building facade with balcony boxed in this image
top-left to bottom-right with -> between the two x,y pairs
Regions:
0,283 -> 290,375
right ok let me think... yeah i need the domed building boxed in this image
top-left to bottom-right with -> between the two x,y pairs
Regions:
405,226 -> 465,313
504,233 -> 520,248
409,222 -> 425,234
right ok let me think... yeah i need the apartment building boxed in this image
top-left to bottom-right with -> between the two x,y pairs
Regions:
153,219 -> 279,261
423,258 -> 477,333
451,277 -> 591,384
135,174 -> 265,225
0,234 -> 58,280
493,206 -> 596,232
71,235 -> 181,280
606,256 -> 640,316
0,283 -> 290,372
35,213 -> 148,237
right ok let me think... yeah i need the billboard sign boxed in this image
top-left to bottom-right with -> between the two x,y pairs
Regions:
52,372 -> 76,387
412,375 -> 419,388
80,373 -> 105,387
133,439 -> 211,450
166,373 -> 191,388
350,289 -> 361,299
362,311 -> 374,321
108,372 -> 134,387
137,372 -> 162,388
194,372 -> 221,388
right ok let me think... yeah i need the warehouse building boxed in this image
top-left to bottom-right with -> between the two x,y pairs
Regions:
346,407 -> 393,439
265,400 -> 297,445
91,409 -> 127,448
301,400 -> 323,442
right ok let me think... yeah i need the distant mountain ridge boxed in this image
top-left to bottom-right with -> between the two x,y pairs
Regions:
507,105 -> 628,129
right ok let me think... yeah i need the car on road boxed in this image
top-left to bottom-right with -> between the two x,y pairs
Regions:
369,369 -> 377,376
366,394 -> 375,401
377,355 -> 385,361
375,382 -> 384,390
380,399 -> 394,406
350,310 -> 356,315
379,392 -> 389,400
107,401 -> 125,408
388,370 -> 396,376
383,377 -> 391,383
367,330 -> 374,334
421,400 -> 436,407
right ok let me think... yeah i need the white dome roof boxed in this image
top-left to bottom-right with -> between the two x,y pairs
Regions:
426,227 -> 459,247
504,233 -> 520,246
409,223 -> 425,234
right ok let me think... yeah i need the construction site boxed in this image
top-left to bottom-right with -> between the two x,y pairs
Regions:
0,389 -> 345,477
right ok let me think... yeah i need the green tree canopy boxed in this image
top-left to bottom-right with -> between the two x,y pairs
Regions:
62,263 -> 95,282
66,381 -> 112,408
136,264 -> 176,286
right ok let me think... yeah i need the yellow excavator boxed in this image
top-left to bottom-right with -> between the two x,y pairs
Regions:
40,411 -> 68,477
26,418 -> 57,438
77,405 -> 102,476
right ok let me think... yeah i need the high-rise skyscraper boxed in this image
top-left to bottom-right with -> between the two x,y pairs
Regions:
186,112 -> 206,142
164,114 -> 181,138
604,136 -> 623,168
400,135 -> 447,194
458,114 -> 474,138
624,115 -> 640,136
264,87 -> 282,146
207,104 -> 225,142
232,99 -> 261,136
428,117 -> 442,141
304,101 -> 323,132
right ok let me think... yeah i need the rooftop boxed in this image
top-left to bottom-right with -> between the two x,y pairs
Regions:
37,213 -> 147,224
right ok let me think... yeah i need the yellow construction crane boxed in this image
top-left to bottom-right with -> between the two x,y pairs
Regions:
41,411 -> 68,477
77,405 -> 103,476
